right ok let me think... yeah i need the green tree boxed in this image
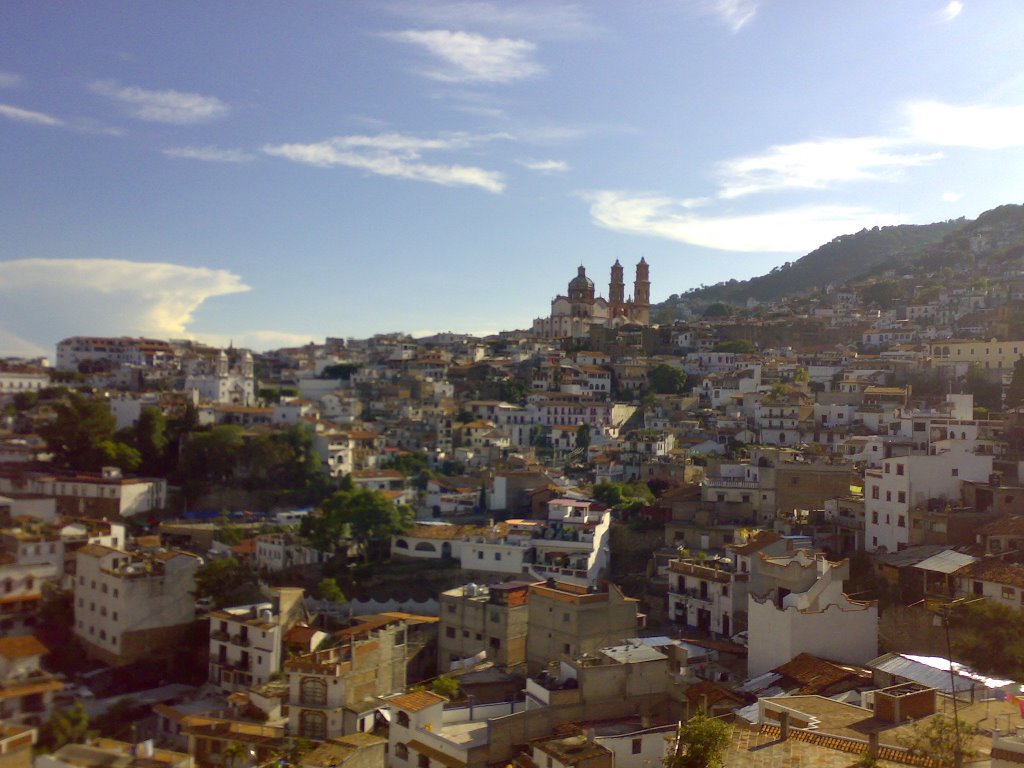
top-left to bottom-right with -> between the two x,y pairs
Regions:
303,485 -> 413,561
591,480 -> 654,509
133,407 -> 169,475
948,600 -> 1024,680
320,363 -> 361,380
318,577 -> 347,604
647,364 -> 688,395
575,424 -> 591,451
897,714 -> 977,768
861,281 -> 902,309
40,703 -> 91,750
41,392 -> 137,471
666,713 -> 732,768
193,557 -> 259,609
702,302 -> 733,318
793,367 -> 810,384
11,391 -> 37,411
1007,357 -> 1024,409
431,675 -> 460,699
179,425 -> 245,484
713,339 -> 756,354
965,364 -> 1002,411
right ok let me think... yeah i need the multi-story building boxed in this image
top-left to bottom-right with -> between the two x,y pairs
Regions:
438,582 -> 530,672
864,446 -> 993,552
0,467 -> 167,519
746,548 -> 877,677
0,524 -> 64,637
525,580 -> 640,674
56,336 -> 174,372
208,588 -> 304,692
285,616 -> 408,740
0,635 -> 63,723
73,544 -> 201,665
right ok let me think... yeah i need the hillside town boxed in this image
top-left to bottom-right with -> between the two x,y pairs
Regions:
10,241 -> 1024,768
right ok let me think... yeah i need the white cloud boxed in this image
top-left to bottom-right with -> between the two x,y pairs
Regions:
89,80 -> 230,124
700,0 -> 760,32
263,132 -> 506,192
585,191 -> 900,253
0,103 -> 63,126
717,137 -> 943,198
0,260 -> 250,348
936,1 -> 964,22
0,72 -> 23,88
520,159 -> 569,173
386,29 -> 543,83
905,100 -> 1024,149
384,2 -> 601,39
163,146 -> 255,163
942,191 -> 964,202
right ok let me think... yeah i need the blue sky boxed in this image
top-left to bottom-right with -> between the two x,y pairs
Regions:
3,1 -> 1024,356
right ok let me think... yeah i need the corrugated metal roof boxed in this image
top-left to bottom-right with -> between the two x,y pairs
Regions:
914,549 -> 978,574
870,653 -> 1012,692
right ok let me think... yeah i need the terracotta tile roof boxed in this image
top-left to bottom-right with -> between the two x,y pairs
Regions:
682,680 -> 747,708
283,625 -> 322,646
384,689 -> 447,712
956,557 -> 1024,588
0,634 -> 48,659
772,652 -> 871,694
76,543 -> 119,558
979,515 -> 1024,538
406,740 -> 464,768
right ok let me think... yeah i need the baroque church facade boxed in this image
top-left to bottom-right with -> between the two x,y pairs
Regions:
532,259 -> 650,339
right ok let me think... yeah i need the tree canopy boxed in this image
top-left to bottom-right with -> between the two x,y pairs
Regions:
302,482 -> 414,560
665,714 -> 732,768
647,364 -> 688,395
591,480 -> 655,509
41,392 -> 139,472
194,557 -> 260,608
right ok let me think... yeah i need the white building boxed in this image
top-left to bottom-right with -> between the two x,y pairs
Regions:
864,446 -> 993,553
73,545 -> 201,665
208,593 -> 301,692
746,548 -> 877,677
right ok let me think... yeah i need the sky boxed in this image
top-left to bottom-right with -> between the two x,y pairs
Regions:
3,1 -> 1024,356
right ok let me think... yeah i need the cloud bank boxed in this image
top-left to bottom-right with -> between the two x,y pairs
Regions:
263,131 -> 506,192
0,260 -> 250,354
89,80 -> 230,124
387,29 -> 543,83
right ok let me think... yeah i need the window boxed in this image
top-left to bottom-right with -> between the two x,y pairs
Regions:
563,643 -> 571,655
952,468 -> 959,477
898,492 -> 906,504
395,744 -> 409,761
563,612 -> 570,623
477,551 -> 484,560
396,712 -> 410,728
462,630 -> 469,638
872,486 -> 879,500
494,552 -> 502,561
896,464 -> 904,476
1003,586 -> 1016,600
299,677 -> 327,706
898,516 -> 906,528
298,710 -> 326,740
886,491 -> 892,502
445,627 -> 456,639
418,754 -> 430,768
446,604 -> 455,614
871,511 -> 878,524
632,739 -> 642,755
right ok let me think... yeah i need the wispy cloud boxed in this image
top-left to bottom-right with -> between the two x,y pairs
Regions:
520,158 -> 569,173
384,1 -> 602,40
89,80 -> 230,124
194,329 -> 320,352
0,103 -> 64,126
905,100 -> 1024,149
942,191 -> 963,202
717,137 -> 942,198
700,0 -> 760,32
936,1 -> 964,22
584,191 -> 900,253
386,29 -> 543,83
263,132 -> 507,193
0,259 -> 250,347
0,72 -> 23,89
163,146 -> 255,163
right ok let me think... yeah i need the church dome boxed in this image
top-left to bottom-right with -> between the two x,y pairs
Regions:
568,266 -> 594,293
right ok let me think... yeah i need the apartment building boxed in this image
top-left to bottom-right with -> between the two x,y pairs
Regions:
285,616 -> 408,740
526,581 -> 640,674
74,545 -> 201,665
438,582 -> 530,672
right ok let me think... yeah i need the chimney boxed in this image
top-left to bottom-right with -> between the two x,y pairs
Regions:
779,711 -> 790,741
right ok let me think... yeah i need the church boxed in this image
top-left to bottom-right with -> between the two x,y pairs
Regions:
532,259 -> 650,339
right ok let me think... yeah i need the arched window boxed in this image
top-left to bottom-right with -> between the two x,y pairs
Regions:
396,711 -> 411,728
395,539 -> 409,549
414,542 -> 437,553
300,677 -> 327,706
299,710 -> 326,740
395,743 -> 409,760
